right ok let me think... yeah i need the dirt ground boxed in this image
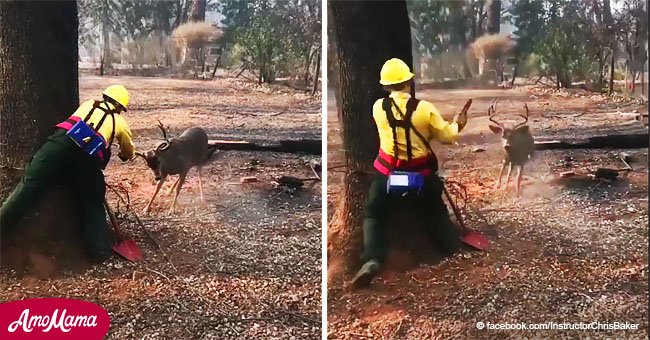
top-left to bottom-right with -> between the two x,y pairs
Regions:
0,75 -> 322,339
327,85 -> 648,339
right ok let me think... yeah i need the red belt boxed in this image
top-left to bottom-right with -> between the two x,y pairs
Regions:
373,149 -> 433,176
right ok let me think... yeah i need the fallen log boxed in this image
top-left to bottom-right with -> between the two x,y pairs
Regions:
535,133 -> 649,150
208,139 -> 321,155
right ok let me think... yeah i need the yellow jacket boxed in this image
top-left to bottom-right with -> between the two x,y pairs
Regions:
70,100 -> 136,159
373,91 -> 459,159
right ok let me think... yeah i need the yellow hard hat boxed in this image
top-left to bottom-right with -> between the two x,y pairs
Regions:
103,85 -> 130,110
379,58 -> 414,85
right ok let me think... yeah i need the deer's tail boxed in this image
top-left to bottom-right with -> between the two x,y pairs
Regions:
203,144 -> 220,164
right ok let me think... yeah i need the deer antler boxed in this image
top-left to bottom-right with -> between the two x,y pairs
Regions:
514,103 -> 530,129
156,120 -> 169,143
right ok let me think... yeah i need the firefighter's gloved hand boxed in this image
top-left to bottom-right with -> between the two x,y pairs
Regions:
453,112 -> 468,132
453,99 -> 472,132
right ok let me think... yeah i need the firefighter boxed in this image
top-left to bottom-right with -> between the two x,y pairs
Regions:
0,85 -> 136,262
351,58 -> 471,288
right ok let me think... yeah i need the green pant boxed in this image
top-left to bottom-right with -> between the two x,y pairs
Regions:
361,172 -> 461,264
0,130 -> 111,261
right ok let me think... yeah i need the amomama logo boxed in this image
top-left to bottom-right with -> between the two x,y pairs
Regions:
0,298 -> 110,339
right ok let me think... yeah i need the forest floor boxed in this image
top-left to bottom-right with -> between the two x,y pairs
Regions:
327,85 -> 648,339
0,75 -> 322,339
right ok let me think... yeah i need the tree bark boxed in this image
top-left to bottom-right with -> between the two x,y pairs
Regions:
312,49 -> 321,95
190,0 -> 206,21
303,48 -> 314,86
101,0 -> 111,71
469,0 -> 477,40
328,0 -> 413,283
157,1 -> 172,67
189,0 -> 207,75
210,51 -> 221,80
510,63 -> 518,87
485,0 -> 500,82
0,1 -> 79,201
609,48 -> 616,95
0,1 -> 83,272
603,0 -> 616,95
476,0 -> 485,37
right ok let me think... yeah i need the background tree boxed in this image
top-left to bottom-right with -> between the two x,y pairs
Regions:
0,1 -> 79,201
219,0 -> 320,85
190,0 -> 207,72
0,1 -> 85,270
78,0 -> 119,74
328,0 -> 414,283
190,0 -> 206,21
484,0 -> 501,81
78,0 -> 198,71
619,0 -> 648,94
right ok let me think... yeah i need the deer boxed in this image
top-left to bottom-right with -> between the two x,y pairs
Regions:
487,101 -> 535,194
136,121 -> 219,214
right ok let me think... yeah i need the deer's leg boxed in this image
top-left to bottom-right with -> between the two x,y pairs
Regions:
165,177 -> 180,196
516,165 -> 524,195
503,162 -> 513,191
494,159 -> 506,189
143,177 -> 166,214
169,172 -> 187,215
197,166 -> 204,203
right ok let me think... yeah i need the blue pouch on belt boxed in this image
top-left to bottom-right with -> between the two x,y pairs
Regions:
66,120 -> 105,157
386,171 -> 425,196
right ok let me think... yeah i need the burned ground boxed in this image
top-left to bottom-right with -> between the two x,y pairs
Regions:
327,85 -> 648,339
0,75 -> 322,339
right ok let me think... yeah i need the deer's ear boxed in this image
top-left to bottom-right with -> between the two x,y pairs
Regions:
488,125 -> 502,134
514,125 -> 529,133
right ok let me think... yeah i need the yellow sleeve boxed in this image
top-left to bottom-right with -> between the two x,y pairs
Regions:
114,116 -> 136,159
71,100 -> 95,118
372,99 -> 383,124
422,101 -> 459,144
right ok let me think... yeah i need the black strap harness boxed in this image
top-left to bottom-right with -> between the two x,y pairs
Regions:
84,101 -> 118,145
381,97 -> 439,172
59,100 -> 119,145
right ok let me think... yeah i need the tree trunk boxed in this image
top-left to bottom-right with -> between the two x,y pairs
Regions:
211,52 -> 221,80
312,49 -> 321,95
0,1 -> 81,272
641,64 -> 645,96
328,0 -> 413,283
486,0 -> 500,34
485,0 -> 500,83
609,48 -> 616,95
455,12 -> 473,79
623,63 -> 629,93
189,0 -> 207,75
597,52 -> 605,87
304,48 -> 314,86
190,0 -> 206,21
603,0 -> 616,95
158,1 -> 172,67
469,0 -> 477,40
0,0 -> 79,201
99,56 -> 104,76
101,1 -> 111,70
510,63 -> 518,87
476,0 -> 485,38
